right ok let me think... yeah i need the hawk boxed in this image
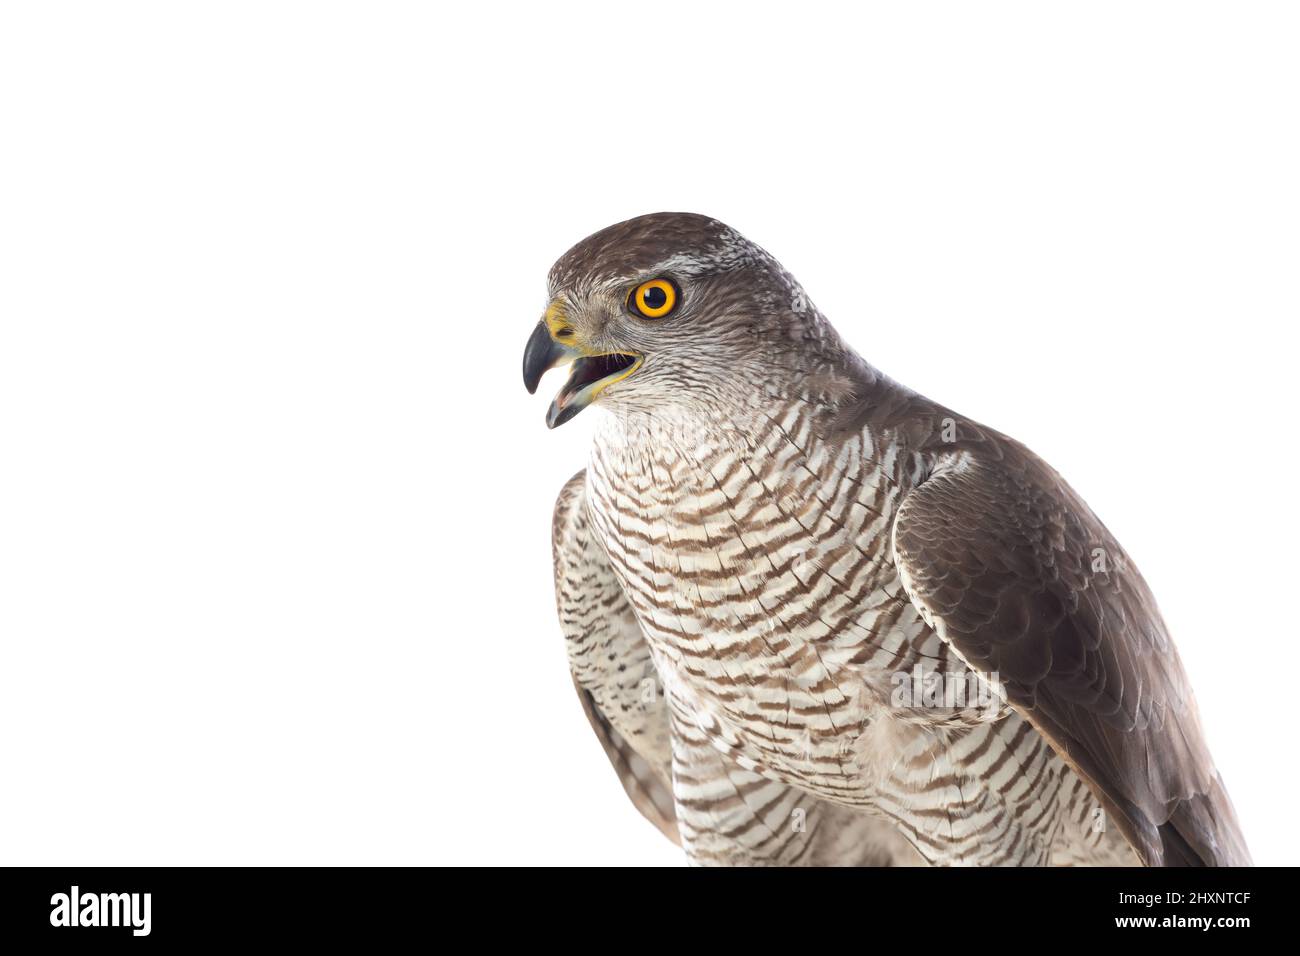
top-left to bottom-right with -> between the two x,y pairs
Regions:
522,212 -> 1250,866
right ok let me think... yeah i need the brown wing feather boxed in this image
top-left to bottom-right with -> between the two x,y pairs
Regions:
572,679 -> 680,845
552,470 -> 680,847
891,437 -> 1250,866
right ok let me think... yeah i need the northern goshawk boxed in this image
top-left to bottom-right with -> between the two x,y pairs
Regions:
522,212 -> 1250,867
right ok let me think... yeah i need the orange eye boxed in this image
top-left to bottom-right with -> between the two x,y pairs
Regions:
629,278 -> 678,319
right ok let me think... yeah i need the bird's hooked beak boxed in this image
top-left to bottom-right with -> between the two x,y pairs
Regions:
522,307 -> 642,428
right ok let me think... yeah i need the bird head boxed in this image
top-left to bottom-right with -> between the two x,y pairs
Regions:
523,213 -> 825,428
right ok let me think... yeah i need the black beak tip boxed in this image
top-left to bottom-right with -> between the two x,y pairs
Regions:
546,400 -> 580,429
522,321 -> 558,395
522,352 -> 541,394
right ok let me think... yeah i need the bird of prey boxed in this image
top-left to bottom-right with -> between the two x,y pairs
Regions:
522,212 -> 1250,866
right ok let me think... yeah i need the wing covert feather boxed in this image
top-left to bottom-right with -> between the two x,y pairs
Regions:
891,445 -> 1250,866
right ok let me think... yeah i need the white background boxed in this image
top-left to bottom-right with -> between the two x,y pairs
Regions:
1,3 -> 1295,866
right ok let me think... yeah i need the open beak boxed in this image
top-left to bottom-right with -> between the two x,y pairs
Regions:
522,320 -> 642,428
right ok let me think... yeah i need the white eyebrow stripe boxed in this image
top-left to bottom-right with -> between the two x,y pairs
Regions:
648,231 -> 756,278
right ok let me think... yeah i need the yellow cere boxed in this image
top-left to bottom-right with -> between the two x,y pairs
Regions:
544,300 -> 574,340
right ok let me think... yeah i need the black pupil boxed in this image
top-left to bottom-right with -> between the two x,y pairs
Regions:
642,286 -> 668,311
